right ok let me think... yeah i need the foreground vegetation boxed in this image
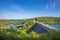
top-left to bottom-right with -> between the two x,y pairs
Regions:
0,17 -> 60,40
0,28 -> 60,40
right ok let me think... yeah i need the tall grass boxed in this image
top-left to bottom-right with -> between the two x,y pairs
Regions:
0,27 -> 60,40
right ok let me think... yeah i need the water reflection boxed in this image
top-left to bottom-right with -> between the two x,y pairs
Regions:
48,23 -> 60,29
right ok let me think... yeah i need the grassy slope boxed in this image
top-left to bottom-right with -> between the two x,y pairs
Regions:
0,17 -> 60,40
0,17 -> 60,31
0,17 -> 60,24
0,28 -> 60,40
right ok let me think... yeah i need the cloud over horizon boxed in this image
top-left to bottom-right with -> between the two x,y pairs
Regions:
0,0 -> 60,19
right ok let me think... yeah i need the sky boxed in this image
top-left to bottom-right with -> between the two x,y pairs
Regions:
0,0 -> 60,19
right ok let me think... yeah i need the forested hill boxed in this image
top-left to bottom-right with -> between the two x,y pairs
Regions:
0,17 -> 60,40
0,17 -> 60,24
31,17 -> 60,23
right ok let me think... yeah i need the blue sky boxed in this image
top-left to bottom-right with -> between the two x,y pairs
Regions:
0,0 -> 60,19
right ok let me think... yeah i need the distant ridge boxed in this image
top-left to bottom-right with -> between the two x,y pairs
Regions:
0,16 -> 59,20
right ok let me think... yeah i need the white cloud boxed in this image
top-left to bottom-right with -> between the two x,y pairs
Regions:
0,3 -> 60,19
45,5 -> 49,9
45,0 -> 60,9
53,2 -> 56,8
0,4 -> 38,19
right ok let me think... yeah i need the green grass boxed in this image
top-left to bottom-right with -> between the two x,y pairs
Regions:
0,28 -> 60,40
0,17 -> 60,40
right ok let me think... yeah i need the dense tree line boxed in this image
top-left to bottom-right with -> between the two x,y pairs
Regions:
0,17 -> 60,40
0,27 -> 60,40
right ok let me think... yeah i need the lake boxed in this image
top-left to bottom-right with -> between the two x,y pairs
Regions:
48,23 -> 60,29
6,23 -> 23,30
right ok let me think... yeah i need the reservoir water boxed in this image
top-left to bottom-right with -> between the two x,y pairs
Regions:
48,23 -> 60,29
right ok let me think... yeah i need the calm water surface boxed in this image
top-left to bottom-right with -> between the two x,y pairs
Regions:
48,23 -> 60,29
